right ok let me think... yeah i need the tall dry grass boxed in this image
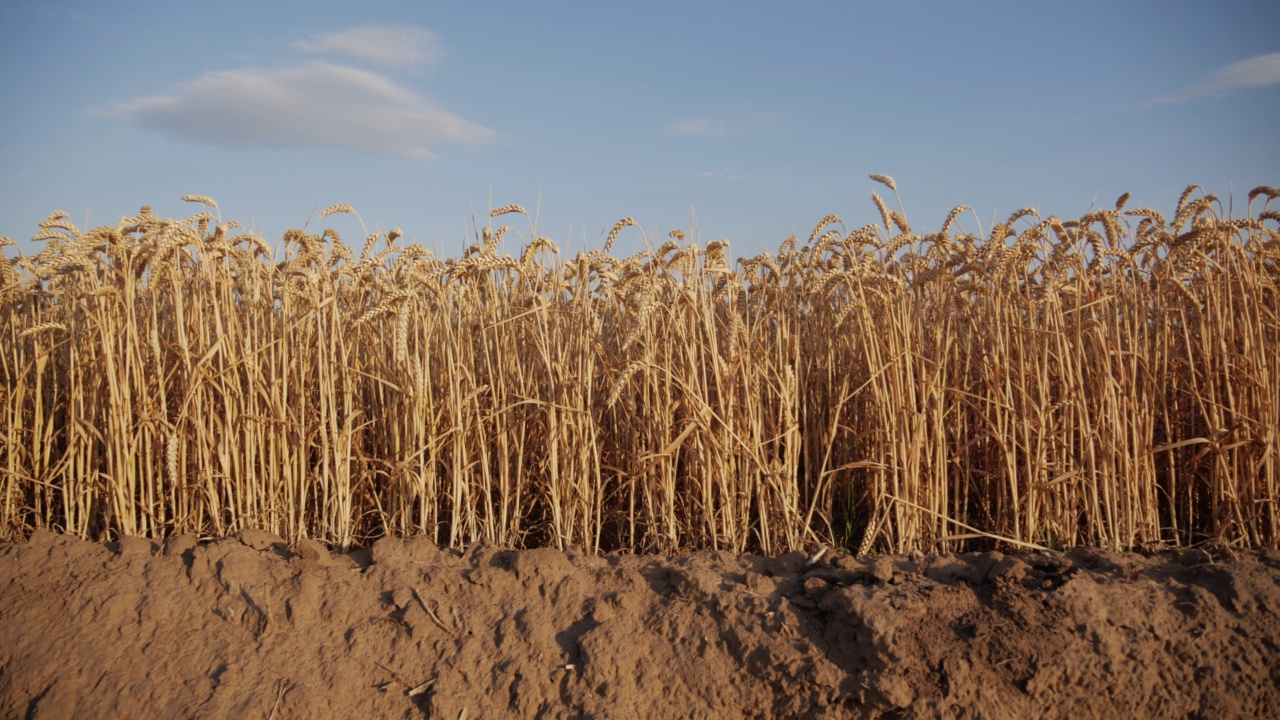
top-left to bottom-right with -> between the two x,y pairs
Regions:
2,180 -> 1278,554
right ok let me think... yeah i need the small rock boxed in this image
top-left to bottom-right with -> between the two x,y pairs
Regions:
869,557 -> 894,583
237,528 -> 284,552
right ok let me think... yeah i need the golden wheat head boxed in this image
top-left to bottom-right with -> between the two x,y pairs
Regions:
869,174 -> 897,192
319,204 -> 357,219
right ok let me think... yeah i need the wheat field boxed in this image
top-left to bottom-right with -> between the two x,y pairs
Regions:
2,179 -> 1278,554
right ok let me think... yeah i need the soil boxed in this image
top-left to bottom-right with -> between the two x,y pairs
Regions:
2,531 -> 1278,719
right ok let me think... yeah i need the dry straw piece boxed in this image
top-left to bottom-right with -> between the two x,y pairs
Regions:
1,183 -> 1277,557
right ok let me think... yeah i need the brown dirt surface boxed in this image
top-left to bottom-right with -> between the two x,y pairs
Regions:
2,532 -> 1278,719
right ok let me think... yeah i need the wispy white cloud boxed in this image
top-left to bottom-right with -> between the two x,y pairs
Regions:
105,61 -> 494,160
664,117 -> 746,138
1155,51 -> 1280,103
699,169 -> 744,182
293,25 -> 443,68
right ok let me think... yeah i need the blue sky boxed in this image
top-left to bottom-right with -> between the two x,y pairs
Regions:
2,0 -> 1278,258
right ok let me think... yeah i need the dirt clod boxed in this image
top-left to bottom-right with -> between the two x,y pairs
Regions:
115,535 -> 157,557
164,535 -> 197,558
869,556 -> 895,583
236,528 -> 284,552
292,537 -> 330,563
988,556 -> 1030,585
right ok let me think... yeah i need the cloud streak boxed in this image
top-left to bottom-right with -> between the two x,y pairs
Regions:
1155,51 -> 1280,103
106,61 -> 493,160
293,25 -> 443,68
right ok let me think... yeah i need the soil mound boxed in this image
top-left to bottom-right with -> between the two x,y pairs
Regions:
2,532 -> 1278,718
